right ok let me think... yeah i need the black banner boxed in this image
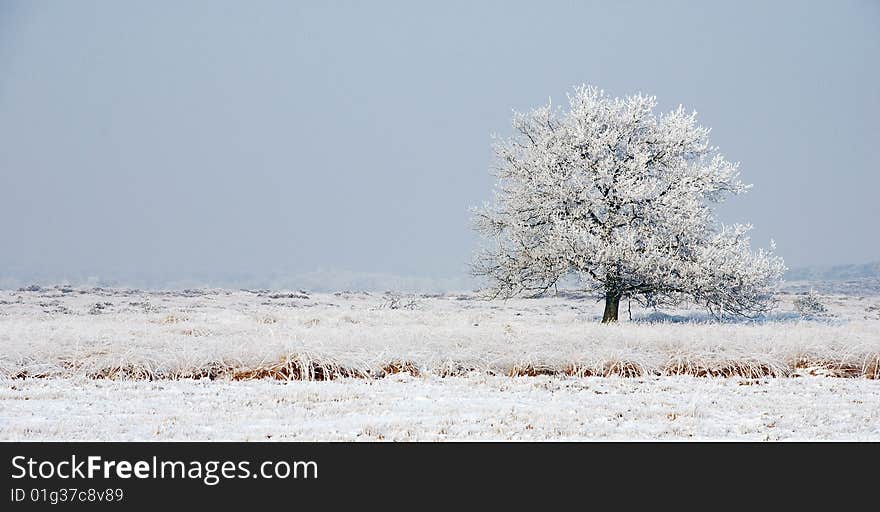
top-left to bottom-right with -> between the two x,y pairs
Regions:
1,442 -> 875,508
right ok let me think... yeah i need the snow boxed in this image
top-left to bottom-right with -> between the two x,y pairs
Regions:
1,286 -> 878,440
2,375 -> 878,440
1,287 -> 878,379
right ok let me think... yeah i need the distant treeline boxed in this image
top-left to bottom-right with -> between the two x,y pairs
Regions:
786,261 -> 880,281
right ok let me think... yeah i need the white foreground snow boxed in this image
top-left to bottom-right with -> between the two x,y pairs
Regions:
2,375 -> 878,441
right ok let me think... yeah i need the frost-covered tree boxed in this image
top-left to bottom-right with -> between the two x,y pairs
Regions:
473,85 -> 785,323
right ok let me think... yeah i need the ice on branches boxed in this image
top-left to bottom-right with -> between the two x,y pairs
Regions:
473,85 -> 786,321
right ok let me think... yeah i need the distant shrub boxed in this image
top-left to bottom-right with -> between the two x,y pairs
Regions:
794,290 -> 828,317
379,293 -> 420,310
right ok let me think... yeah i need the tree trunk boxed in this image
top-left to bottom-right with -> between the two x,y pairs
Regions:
602,291 -> 621,323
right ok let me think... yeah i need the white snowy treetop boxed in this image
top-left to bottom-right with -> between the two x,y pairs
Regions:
474,85 -> 786,317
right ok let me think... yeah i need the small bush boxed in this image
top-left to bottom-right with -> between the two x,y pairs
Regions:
794,290 -> 828,318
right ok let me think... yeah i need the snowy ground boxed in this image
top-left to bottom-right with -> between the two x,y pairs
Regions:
1,285 -> 879,440
1,287 -> 879,379
2,375 -> 878,441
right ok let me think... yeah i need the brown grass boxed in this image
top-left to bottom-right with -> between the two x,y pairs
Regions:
380,361 -> 421,377
602,360 -> 645,377
560,361 -> 646,377
663,358 -> 785,378
506,364 -> 559,377
179,362 -> 234,380
12,370 -> 54,380
88,364 -> 156,380
434,363 -> 480,377
231,359 -> 360,381
866,356 -> 880,380
157,314 -> 186,324
7,354 -> 880,381
789,355 -> 880,379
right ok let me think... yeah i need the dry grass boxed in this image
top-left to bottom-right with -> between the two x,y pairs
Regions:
380,360 -> 421,377
789,355 -> 880,379
2,288 -> 879,382
7,351 -> 880,381
663,358 -> 787,378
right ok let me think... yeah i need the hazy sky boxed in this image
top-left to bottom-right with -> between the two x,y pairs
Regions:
1,0 -> 878,286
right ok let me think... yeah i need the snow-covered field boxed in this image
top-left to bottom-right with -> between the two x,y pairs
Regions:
3,375 -> 879,441
1,285 -> 879,440
2,286 -> 880,379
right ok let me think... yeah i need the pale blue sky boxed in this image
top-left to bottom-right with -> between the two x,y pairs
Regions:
1,1 -> 878,287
